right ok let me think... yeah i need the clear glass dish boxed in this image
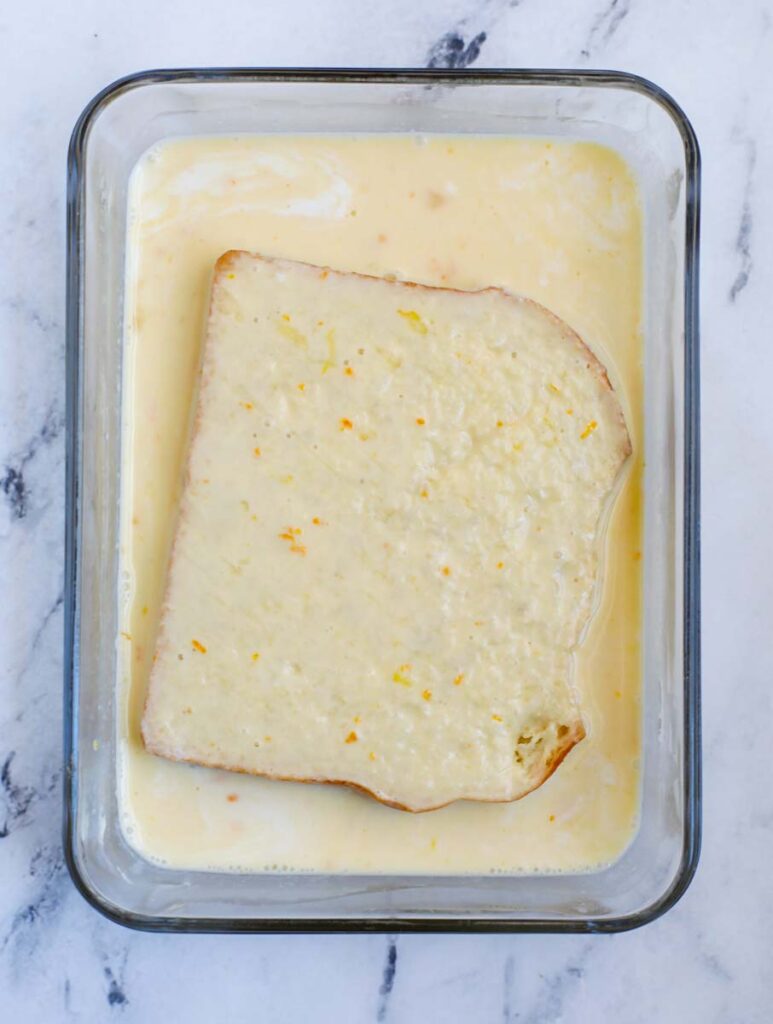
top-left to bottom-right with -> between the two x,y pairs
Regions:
64,68 -> 700,932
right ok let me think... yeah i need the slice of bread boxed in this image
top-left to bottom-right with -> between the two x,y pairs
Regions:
141,252 -> 631,812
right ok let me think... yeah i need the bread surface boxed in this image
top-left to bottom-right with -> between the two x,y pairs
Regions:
141,251 -> 631,811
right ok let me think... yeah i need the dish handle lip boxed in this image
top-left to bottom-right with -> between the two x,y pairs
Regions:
64,66 -> 701,934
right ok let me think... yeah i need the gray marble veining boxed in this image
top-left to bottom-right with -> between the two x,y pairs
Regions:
579,0 -> 632,60
729,136 -> 755,302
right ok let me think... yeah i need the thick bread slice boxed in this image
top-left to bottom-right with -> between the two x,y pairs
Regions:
142,251 -> 631,812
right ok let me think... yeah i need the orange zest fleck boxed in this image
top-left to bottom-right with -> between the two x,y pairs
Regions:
580,420 -> 598,440
297,382 -> 306,392
368,751 -> 377,761
345,731 -> 358,744
340,417 -> 353,431
453,673 -> 464,686
278,526 -> 306,555
549,814 -> 556,822
312,516 -> 324,525
416,417 -> 425,426
253,446 -> 261,457
496,561 -> 504,570
251,652 -> 260,662
492,714 -> 503,722
344,366 -> 354,377
496,420 -> 504,428
227,793 -> 238,803
566,408 -> 574,415
422,689 -> 432,702
393,664 -> 412,686
548,383 -> 561,394
278,320 -> 307,348
441,565 -> 451,577
397,308 -> 428,335
322,328 -> 337,373
419,488 -> 429,499
191,639 -> 207,654
240,400 -> 254,410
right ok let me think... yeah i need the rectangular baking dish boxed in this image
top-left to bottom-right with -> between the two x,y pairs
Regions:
64,68 -> 700,932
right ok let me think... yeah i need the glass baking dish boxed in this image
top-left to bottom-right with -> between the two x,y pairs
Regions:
64,68 -> 700,932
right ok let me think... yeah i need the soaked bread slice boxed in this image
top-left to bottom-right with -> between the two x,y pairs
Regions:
141,251 -> 631,812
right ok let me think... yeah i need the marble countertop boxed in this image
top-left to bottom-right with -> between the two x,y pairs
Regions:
1,0 -> 770,1020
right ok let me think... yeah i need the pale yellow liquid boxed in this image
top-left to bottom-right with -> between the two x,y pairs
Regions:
119,135 -> 643,873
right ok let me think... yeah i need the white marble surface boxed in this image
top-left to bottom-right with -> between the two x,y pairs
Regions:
1,0 -> 771,1020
